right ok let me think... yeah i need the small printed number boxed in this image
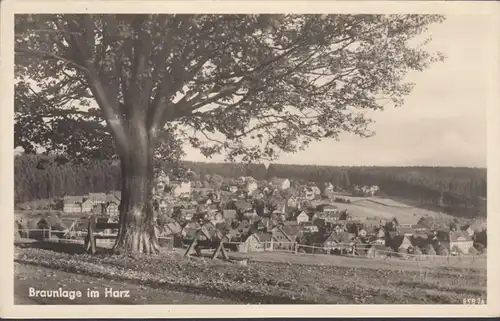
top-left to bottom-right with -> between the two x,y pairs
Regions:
463,298 -> 485,305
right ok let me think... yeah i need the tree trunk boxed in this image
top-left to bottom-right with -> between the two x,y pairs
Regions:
113,122 -> 160,255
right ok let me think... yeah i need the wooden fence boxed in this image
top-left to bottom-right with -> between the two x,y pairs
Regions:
16,228 -> 485,265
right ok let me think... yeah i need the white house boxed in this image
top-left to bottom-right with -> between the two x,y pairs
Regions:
173,181 -> 192,198
63,196 -> 83,213
296,211 -> 309,224
271,178 -> 290,190
81,199 -> 95,213
105,202 -> 119,216
279,178 -> 291,190
310,186 -> 321,196
247,181 -> 259,195
229,186 -> 239,193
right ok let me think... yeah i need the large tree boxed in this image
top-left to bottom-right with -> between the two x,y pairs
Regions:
14,14 -> 445,254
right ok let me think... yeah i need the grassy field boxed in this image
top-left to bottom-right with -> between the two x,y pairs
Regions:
14,242 -> 487,304
314,195 -> 457,224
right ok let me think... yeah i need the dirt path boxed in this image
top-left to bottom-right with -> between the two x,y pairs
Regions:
14,263 -> 237,305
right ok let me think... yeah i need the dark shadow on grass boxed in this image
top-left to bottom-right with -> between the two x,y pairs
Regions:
15,240 -> 113,255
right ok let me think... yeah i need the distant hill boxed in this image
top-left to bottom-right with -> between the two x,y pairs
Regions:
14,154 -> 486,218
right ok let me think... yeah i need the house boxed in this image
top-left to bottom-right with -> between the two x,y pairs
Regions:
317,204 -> 339,214
247,181 -> 259,195
316,231 -> 354,252
411,224 -> 428,233
287,196 -> 298,208
461,225 -> 475,237
295,211 -> 309,224
368,235 -> 386,245
392,216 -> 417,228
366,244 -> 389,258
271,178 -> 290,190
88,193 -> 107,205
105,202 -> 119,216
280,224 -> 300,243
301,224 -> 319,233
388,234 -> 413,251
437,230 -> 475,254
255,217 -> 276,232
372,227 -> 385,239
396,226 -> 415,237
172,181 -> 192,198
241,232 -> 274,252
222,209 -> 237,221
229,186 -> 239,193
271,225 -> 295,250
63,196 -> 83,213
81,199 -> 95,213
107,190 -> 121,202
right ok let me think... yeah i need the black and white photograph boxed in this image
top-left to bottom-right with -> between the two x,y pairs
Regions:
2,0 -> 499,318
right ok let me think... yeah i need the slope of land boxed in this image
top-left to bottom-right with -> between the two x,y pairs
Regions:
313,196 -> 455,224
14,245 -> 487,304
15,263 -> 236,304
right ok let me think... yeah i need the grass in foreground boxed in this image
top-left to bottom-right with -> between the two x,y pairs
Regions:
14,244 -> 486,304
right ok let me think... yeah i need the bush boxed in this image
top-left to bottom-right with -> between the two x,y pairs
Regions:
474,242 -> 485,253
421,244 -> 435,255
435,245 -> 449,256
413,247 -> 422,255
468,246 -> 478,255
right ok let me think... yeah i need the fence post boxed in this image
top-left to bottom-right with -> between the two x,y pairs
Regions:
294,242 -> 298,254
49,226 -> 52,239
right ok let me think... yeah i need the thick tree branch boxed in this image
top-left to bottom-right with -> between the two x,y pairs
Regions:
15,47 -> 88,72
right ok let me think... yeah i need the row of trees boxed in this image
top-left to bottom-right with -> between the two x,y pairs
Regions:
15,154 -> 486,210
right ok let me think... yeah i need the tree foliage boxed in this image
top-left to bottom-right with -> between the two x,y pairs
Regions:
16,14 -> 444,163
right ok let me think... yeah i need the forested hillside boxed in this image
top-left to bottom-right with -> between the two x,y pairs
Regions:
15,155 -> 486,217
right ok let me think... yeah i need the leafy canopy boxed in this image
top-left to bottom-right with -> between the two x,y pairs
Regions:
15,14 -> 445,164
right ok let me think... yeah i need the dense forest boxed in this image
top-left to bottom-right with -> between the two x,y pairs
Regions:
15,155 -> 487,217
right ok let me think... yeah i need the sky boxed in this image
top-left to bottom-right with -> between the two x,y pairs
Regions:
182,14 -> 493,168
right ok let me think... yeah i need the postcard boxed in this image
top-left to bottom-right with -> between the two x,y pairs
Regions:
1,0 -> 499,318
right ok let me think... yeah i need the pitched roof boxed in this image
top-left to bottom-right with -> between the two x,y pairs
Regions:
222,209 -> 237,219
449,230 -> 473,242
254,231 -> 273,242
234,201 -> 252,210
63,195 -> 84,204
396,226 -> 415,235
164,222 -> 182,235
88,193 -> 107,202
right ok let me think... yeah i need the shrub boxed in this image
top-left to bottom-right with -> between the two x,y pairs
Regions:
421,244 -> 435,255
413,247 -> 422,255
474,242 -> 485,253
435,244 -> 449,256
468,246 -> 478,255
